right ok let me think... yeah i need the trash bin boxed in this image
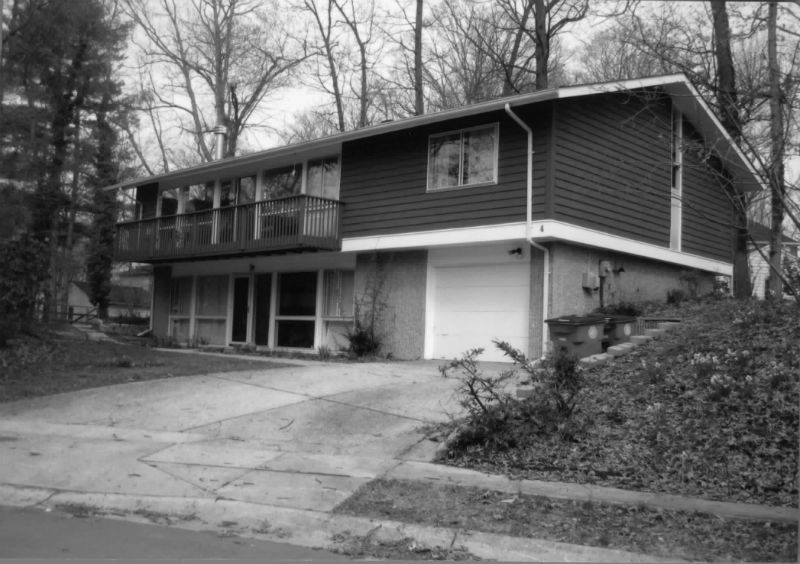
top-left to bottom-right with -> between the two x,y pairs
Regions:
603,315 -> 637,349
545,315 -> 607,358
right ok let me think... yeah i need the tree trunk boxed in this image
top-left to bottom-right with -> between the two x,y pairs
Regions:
766,1 -> 785,300
710,1 -> 750,298
414,0 -> 424,115
533,0 -> 548,90
61,110 -> 82,319
710,1 -> 739,137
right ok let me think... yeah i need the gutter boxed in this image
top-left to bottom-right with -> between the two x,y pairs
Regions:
505,104 -> 550,358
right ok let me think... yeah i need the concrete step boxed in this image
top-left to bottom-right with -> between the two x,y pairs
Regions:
606,343 -> 636,358
629,334 -> 653,345
644,328 -> 665,339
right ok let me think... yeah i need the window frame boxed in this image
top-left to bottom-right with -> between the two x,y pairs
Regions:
321,270 -> 355,320
274,271 -> 318,349
670,106 -> 683,252
426,123 -> 499,192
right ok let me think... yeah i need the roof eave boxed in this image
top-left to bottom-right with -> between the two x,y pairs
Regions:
106,74 -> 764,195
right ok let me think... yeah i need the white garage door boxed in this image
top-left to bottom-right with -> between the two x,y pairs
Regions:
432,262 -> 529,363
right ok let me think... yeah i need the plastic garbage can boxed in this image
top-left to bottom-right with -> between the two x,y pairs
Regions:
545,315 -> 606,358
603,315 -> 637,348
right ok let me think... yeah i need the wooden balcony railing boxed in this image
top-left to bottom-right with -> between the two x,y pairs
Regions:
115,195 -> 342,262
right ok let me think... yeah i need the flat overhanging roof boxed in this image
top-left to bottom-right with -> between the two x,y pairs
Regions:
106,74 -> 764,194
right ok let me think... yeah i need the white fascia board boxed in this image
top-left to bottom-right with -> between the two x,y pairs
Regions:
342,219 -> 732,276
341,223 -> 528,252
531,220 -> 733,275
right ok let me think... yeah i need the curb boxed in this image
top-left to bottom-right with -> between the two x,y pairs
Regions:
385,462 -> 799,524
0,484 -> 676,562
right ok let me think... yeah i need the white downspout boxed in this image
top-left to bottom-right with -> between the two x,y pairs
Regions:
504,104 -> 550,357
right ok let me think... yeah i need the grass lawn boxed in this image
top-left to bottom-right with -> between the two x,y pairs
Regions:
0,325 -> 290,403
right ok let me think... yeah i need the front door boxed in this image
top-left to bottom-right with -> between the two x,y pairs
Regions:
253,273 -> 271,346
232,276 -> 250,342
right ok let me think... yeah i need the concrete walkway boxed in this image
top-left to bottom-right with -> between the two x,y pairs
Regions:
0,356 -> 794,561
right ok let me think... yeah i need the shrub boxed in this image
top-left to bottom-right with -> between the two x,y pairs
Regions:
0,233 -> 49,346
317,345 -> 332,360
666,288 -> 685,305
440,342 -> 585,452
345,314 -> 381,357
495,340 -> 584,440
439,348 -> 516,449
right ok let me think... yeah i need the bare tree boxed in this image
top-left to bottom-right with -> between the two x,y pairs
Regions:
766,1 -> 786,298
302,0 -> 346,132
332,0 -> 378,128
298,0 -> 387,132
125,0 -> 304,162
423,1 -> 507,109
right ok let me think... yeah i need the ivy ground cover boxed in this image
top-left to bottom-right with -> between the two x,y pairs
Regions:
441,299 -> 799,508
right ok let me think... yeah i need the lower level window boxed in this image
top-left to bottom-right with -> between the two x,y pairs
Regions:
194,275 -> 228,345
275,271 -> 317,348
276,320 -> 315,348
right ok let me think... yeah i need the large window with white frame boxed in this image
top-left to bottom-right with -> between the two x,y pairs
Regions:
306,157 -> 340,199
427,124 -> 498,191
275,271 -> 317,348
322,270 -> 354,318
194,275 -> 228,345
169,277 -> 193,342
263,166 -> 302,199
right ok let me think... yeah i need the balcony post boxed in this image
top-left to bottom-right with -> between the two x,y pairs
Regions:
254,174 -> 264,240
212,179 -> 221,244
298,196 -> 307,242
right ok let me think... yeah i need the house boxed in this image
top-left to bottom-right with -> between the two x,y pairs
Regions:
747,222 -> 800,299
107,74 -> 762,362
69,281 -> 151,320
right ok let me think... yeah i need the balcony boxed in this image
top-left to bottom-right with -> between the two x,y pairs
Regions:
115,195 -> 342,262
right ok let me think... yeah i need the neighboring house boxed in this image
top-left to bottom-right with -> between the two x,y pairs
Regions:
107,74 -> 762,362
115,264 -> 153,293
747,222 -> 800,299
69,281 -> 151,320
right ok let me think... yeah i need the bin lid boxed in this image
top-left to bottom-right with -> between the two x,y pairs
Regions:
602,315 -> 637,323
545,314 -> 607,326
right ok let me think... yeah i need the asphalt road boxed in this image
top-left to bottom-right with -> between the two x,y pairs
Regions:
0,505 -> 348,560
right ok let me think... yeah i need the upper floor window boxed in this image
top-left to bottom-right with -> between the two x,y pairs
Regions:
427,124 -> 498,191
307,157 -> 340,199
263,166 -> 302,199
184,183 -> 214,213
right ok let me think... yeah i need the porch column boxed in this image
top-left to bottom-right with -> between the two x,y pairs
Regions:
212,179 -> 221,244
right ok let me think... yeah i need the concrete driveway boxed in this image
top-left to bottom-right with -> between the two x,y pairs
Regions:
0,358 -> 463,521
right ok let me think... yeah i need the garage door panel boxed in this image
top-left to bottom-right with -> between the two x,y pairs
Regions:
435,311 -> 528,334
435,335 -> 528,361
437,290 -> 528,312
432,261 -> 529,363
435,264 -> 529,288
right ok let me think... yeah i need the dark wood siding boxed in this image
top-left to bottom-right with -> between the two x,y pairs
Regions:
552,93 -> 672,246
681,122 -> 734,262
340,108 -> 550,237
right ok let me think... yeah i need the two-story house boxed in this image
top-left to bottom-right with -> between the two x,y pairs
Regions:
108,75 -> 762,362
